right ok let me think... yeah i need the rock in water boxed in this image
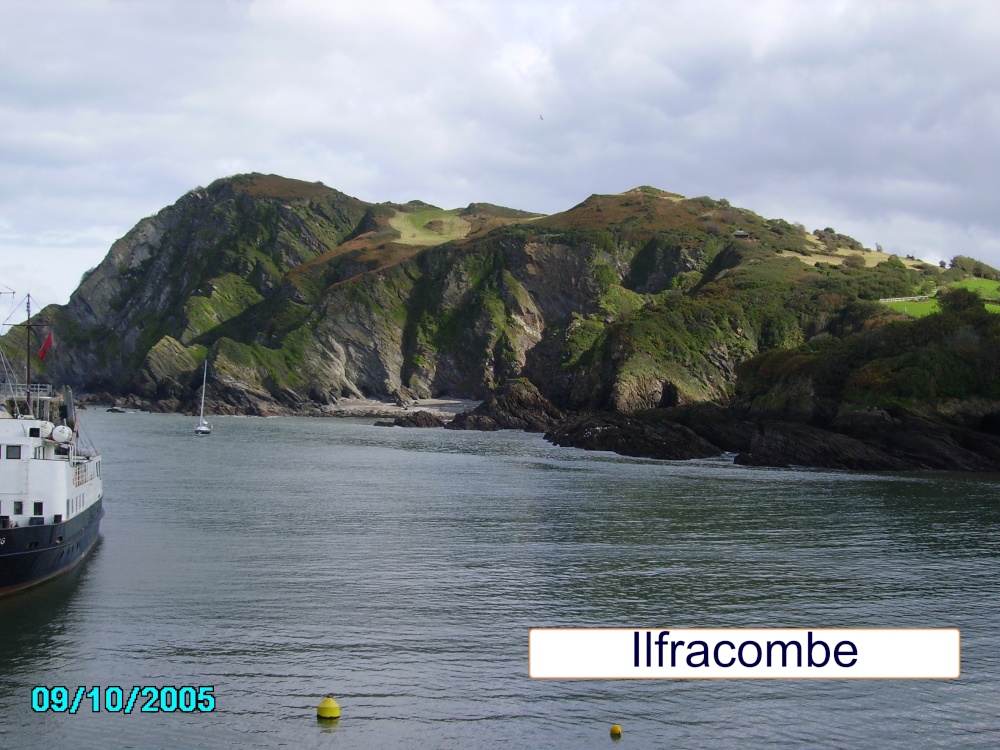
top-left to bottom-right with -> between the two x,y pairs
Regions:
447,378 -> 563,432
545,413 -> 722,461
374,411 -> 446,428
445,414 -> 500,431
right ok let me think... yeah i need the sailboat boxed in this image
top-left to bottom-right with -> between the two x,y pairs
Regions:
195,360 -> 212,435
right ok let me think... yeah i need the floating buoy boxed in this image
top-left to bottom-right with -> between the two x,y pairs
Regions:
317,695 -> 341,720
610,723 -> 622,738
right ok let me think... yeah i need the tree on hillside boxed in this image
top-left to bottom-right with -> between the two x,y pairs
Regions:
938,287 -> 985,314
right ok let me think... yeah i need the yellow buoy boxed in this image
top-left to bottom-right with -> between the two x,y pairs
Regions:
610,723 -> 623,738
317,695 -> 341,720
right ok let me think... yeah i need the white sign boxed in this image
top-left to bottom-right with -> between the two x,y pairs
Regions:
529,629 -> 960,679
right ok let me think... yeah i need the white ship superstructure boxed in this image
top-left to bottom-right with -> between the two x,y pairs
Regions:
0,384 -> 104,594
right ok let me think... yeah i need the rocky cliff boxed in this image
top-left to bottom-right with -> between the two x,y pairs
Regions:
44,174 -> 370,404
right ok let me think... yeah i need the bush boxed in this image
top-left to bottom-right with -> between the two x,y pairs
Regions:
938,287 -> 985,314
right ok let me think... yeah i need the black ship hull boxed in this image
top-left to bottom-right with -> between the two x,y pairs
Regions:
0,498 -> 104,596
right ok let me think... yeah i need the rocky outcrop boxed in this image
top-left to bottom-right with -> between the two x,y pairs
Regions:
135,336 -> 198,398
446,378 -> 563,432
374,411 -> 446,428
545,413 -> 722,460
733,422 -> 912,470
544,405 -> 1000,471
733,417 -> 1000,471
658,402 -> 756,453
445,413 -> 500,431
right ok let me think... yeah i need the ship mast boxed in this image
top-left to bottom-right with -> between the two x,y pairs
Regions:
25,295 -> 31,416
1,290 -> 48,416
7,294 -> 42,416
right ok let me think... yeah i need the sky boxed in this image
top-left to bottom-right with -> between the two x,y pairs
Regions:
1,0 -> 999,314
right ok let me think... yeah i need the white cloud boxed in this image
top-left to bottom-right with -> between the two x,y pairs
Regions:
1,0 -> 999,309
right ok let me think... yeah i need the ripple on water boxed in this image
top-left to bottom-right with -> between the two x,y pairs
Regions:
1,411 -> 998,748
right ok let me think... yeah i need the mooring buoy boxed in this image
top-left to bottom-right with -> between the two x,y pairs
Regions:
317,695 -> 341,720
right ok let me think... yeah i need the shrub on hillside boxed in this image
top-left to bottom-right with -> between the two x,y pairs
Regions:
938,287 -> 986,314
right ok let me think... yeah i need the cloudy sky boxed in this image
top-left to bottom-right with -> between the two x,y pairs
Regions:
1,0 -> 998,312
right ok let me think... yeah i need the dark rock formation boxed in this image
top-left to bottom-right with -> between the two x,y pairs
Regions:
545,413 -> 722,461
733,416 -> 1000,472
148,398 -> 181,414
445,414 -> 500,431
543,403 -> 1000,472
733,421 -> 913,470
374,411 -> 446,428
658,402 -> 756,453
541,402 -> 752,464
446,378 -> 563,432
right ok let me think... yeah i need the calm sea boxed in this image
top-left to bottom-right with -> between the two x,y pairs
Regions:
0,411 -> 998,748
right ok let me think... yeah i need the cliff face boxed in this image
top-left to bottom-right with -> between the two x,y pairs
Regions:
46,174 -> 370,400
10,176 -> 973,418
287,230 -> 608,404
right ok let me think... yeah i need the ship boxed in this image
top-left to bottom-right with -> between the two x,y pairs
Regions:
0,294 -> 104,596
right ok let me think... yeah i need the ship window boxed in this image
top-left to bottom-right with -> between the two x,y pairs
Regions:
34,502 -> 43,516
14,501 -> 22,515
5,445 -> 19,460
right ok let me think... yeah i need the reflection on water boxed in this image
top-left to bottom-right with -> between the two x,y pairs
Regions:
0,541 -> 102,674
1,412 -> 997,748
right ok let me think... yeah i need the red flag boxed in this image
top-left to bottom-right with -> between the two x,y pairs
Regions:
37,331 -> 54,360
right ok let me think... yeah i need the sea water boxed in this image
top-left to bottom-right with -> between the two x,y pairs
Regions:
0,411 -> 997,748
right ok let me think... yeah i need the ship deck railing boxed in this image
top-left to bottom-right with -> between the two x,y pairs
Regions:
0,382 -> 53,400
